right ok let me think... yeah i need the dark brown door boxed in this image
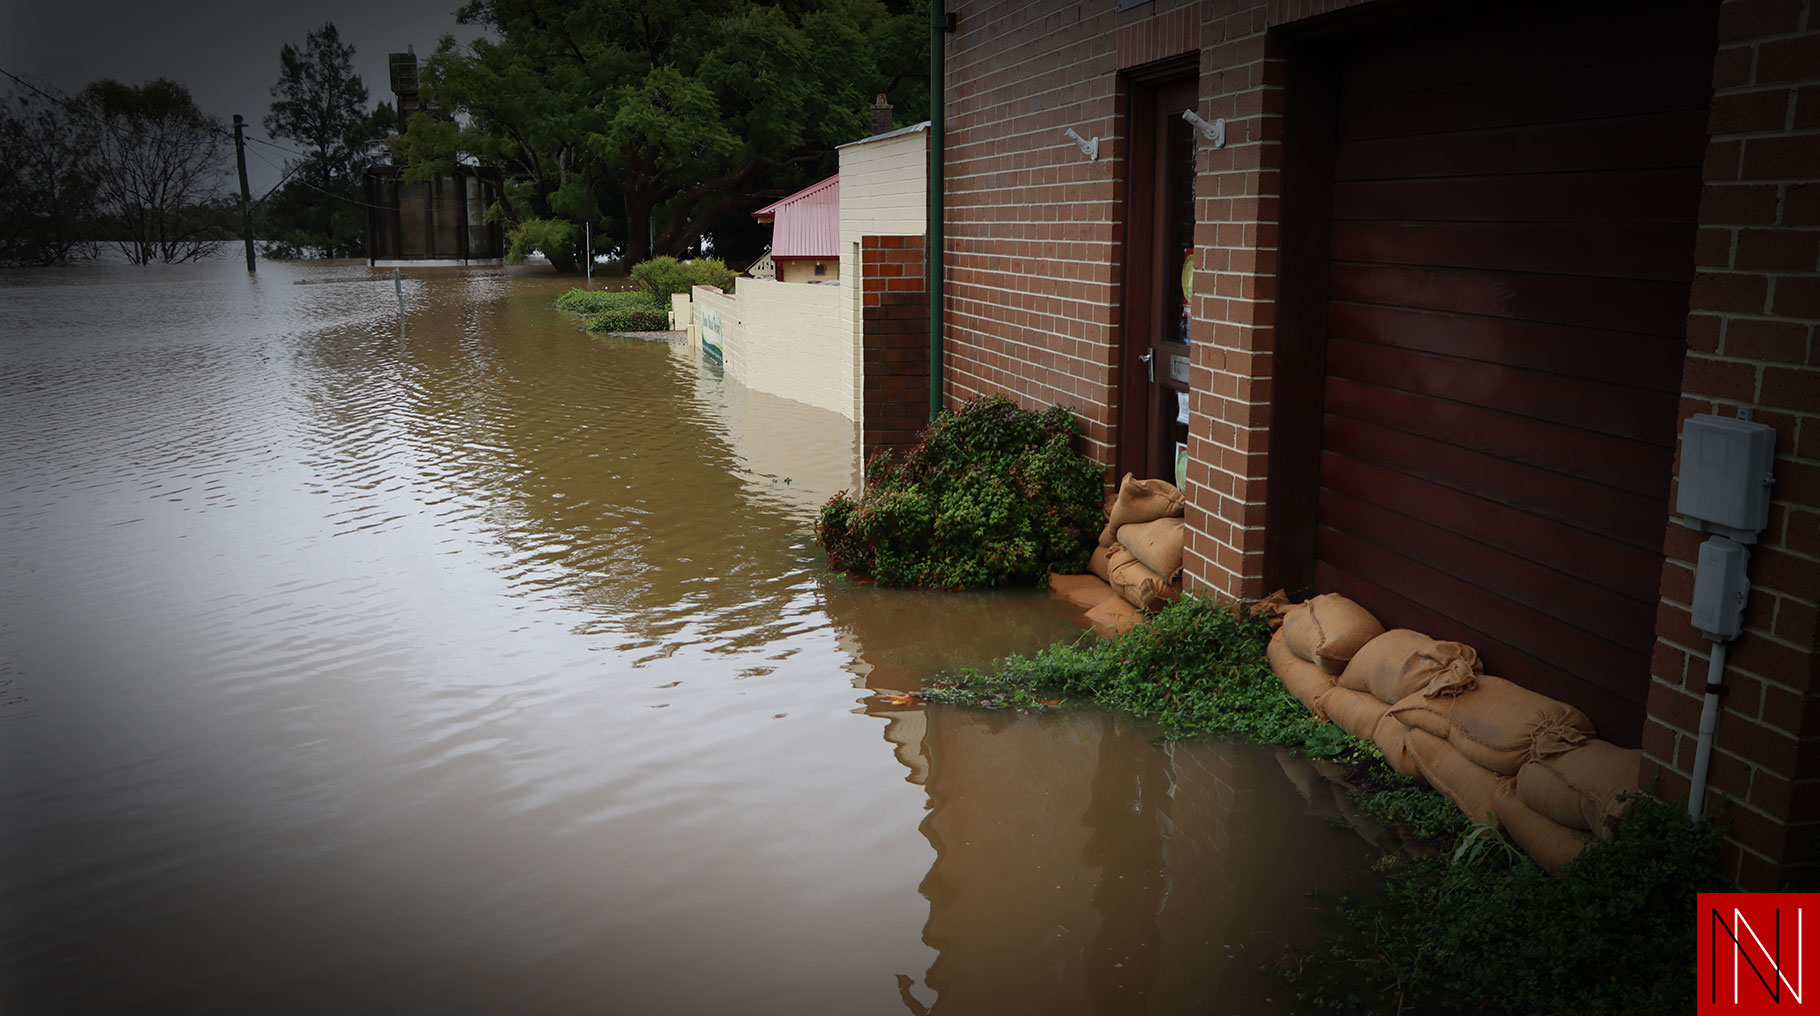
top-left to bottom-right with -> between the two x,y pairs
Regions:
1120,70 -> 1199,485
1273,1 -> 1716,743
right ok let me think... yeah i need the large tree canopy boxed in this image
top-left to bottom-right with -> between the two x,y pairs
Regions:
395,0 -> 928,267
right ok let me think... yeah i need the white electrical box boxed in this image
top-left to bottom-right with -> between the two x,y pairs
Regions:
1677,414 -> 1776,542
1691,536 -> 1751,641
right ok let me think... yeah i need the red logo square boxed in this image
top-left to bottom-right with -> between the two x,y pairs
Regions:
1700,893 -> 1820,1013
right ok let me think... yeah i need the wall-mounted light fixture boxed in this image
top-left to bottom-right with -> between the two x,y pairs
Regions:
1063,127 -> 1099,161
1181,109 -> 1225,148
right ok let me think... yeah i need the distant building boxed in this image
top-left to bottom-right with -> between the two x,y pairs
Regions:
751,175 -> 840,283
364,165 -> 506,267
363,49 -> 505,267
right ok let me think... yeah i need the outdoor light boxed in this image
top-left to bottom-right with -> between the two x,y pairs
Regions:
1063,127 -> 1099,161
1181,109 -> 1226,148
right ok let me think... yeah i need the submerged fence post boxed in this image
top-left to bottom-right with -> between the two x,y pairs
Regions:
394,268 -> 405,327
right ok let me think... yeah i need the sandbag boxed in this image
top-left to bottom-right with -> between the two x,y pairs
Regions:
1117,516 -> 1185,583
1316,684 -> 1392,742
1247,588 -> 1293,630
1390,675 -> 1595,776
1404,726 -> 1501,829
1267,628 -> 1333,717
1088,544 -> 1116,583
1371,712 -> 1422,781
1492,775 -> 1589,871
1515,740 -> 1642,839
1048,571 -> 1116,612
1279,593 -> 1385,676
1086,594 -> 1140,636
1098,474 -> 1185,546
1339,628 -> 1482,703
1106,546 -> 1173,611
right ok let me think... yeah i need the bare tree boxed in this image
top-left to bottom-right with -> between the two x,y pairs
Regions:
77,79 -> 231,264
0,84 -> 100,266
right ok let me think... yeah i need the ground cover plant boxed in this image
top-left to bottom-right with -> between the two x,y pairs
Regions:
815,396 -> 1104,588
922,593 -> 1729,1015
554,288 -> 671,333
1280,795 -> 1730,1016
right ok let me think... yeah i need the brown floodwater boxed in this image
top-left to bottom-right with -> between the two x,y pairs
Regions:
0,259 -> 1380,1014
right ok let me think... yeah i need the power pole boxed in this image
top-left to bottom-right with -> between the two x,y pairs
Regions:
233,115 -> 255,274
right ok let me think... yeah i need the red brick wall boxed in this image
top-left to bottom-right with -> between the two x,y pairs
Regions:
1642,0 -> 1820,890
944,0 -> 1280,599
861,234 -> 931,460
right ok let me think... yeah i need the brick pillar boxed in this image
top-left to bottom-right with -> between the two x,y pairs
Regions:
860,234 -> 931,463
1641,0 -> 1820,890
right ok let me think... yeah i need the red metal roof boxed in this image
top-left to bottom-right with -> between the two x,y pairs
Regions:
751,175 -> 839,260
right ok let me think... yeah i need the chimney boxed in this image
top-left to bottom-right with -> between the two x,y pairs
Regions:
871,93 -> 893,135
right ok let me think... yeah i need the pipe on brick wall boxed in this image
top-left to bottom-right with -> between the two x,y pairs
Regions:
927,2 -> 946,422
1687,643 -> 1730,822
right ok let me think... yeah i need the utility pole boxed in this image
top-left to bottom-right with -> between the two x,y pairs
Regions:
233,115 -> 255,274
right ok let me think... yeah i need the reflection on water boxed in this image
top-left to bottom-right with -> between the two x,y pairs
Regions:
1,259 -> 1375,1013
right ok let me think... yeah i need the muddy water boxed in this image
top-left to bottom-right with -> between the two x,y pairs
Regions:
1,260 -> 1377,1014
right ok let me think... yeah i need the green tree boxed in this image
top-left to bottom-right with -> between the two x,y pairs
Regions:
264,23 -> 383,257
0,83 -> 101,266
395,0 -> 928,269
76,78 -> 231,265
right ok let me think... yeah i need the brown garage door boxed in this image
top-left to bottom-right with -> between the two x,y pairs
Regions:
1306,2 -> 1716,743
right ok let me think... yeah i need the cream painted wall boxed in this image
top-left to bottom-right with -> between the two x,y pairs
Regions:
777,260 -> 840,283
690,281 -> 849,418
838,127 -> 929,442
683,127 -> 926,426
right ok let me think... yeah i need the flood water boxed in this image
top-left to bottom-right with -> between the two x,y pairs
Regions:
1,259 -> 1379,1014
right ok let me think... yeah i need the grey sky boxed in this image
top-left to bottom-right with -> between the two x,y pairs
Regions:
0,0 -> 489,193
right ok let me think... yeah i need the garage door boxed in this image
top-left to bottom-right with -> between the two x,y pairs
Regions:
1310,2 -> 1716,742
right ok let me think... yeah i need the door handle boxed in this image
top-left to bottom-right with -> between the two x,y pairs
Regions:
1139,349 -> 1154,382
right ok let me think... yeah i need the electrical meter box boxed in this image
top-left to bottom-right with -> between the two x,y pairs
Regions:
1676,414 -> 1776,541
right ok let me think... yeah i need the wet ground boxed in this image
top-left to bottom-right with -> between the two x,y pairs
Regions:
0,259 -> 1379,1014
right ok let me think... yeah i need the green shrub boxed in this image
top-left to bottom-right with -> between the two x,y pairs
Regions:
814,395 -> 1105,588
506,217 -> 580,272
629,255 -> 735,301
555,288 -> 656,314
584,307 -> 673,332
1283,795 -> 1730,1015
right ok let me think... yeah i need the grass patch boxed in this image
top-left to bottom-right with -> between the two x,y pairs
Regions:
924,594 -> 1339,744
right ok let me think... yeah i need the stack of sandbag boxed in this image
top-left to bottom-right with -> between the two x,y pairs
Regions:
1265,592 -> 1645,870
1089,474 -> 1186,612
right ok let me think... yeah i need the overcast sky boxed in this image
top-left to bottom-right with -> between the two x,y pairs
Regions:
0,0 -> 490,193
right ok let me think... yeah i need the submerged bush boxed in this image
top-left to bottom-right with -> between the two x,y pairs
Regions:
815,395 -> 1104,588
555,288 -> 672,333
554,288 -> 653,314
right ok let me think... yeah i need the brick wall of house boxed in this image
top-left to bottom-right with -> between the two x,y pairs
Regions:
861,234 -> 932,460
944,0 -> 1817,888
944,0 -> 1280,600
1642,0 -> 1820,890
